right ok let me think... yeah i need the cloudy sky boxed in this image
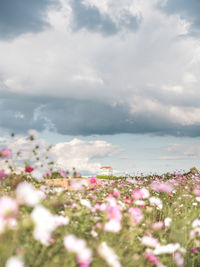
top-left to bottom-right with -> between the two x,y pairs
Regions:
1,0 -> 200,175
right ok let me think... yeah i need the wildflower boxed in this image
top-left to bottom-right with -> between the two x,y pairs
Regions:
104,219 -> 121,232
0,148 -> 12,158
107,206 -> 122,221
98,242 -> 121,267
164,217 -> 172,228
16,182 -> 45,207
141,188 -> 150,199
146,252 -> 159,265
0,196 -> 18,220
54,215 -> 69,226
5,256 -> 25,267
173,252 -> 184,267
28,129 -> 38,140
149,197 -> 163,210
192,219 -> 200,228
141,236 -> 159,248
151,182 -> 173,193
132,189 -> 143,200
153,243 -> 185,255
152,221 -> 164,230
89,176 -> 98,185
25,166 -> 34,173
31,205 -> 57,246
80,199 -> 91,209
0,169 -> 8,179
129,207 -> 143,224
124,196 -> 133,205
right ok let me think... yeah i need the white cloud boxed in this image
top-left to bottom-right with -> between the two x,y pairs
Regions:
51,138 -> 119,173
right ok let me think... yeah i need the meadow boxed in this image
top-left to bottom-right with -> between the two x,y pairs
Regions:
0,135 -> 200,267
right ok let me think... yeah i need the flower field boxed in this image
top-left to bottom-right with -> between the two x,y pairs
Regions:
1,138 -> 200,267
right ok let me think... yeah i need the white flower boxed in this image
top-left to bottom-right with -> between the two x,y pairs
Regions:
31,205 -> 57,246
16,182 -> 45,207
135,200 -> 146,206
192,219 -> 200,228
27,129 -> 38,138
141,236 -> 160,248
153,243 -> 185,255
104,220 -> 121,232
149,197 -> 163,210
54,215 -> 69,226
80,199 -> 91,209
6,256 -> 25,267
98,242 -> 121,267
141,188 -> 150,199
164,217 -> 172,228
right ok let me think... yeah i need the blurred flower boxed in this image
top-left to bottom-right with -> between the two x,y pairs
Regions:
129,207 -> 143,224
173,252 -> 184,267
0,169 -> 8,179
0,196 -> 18,220
149,197 -> 163,210
54,215 -> 69,226
80,199 -> 91,209
141,236 -> 159,248
104,219 -> 121,232
146,252 -> 158,265
151,182 -> 173,193
31,205 -> 57,246
28,129 -> 38,140
153,243 -> 185,255
0,148 -> 12,158
5,256 -> 25,267
25,166 -> 34,173
124,196 -> 133,205
16,182 -> 45,207
132,189 -> 143,200
89,177 -> 98,185
141,188 -> 150,199
98,242 -> 121,267
152,222 -> 164,230
164,217 -> 172,228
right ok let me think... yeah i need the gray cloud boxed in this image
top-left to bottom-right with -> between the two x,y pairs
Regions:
0,0 -> 58,39
71,0 -> 139,35
1,92 -> 200,137
160,0 -> 200,34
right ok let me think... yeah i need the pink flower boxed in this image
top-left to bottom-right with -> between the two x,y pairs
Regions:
89,177 -> 98,185
151,182 -> 173,193
132,189 -> 143,200
0,170 -> 8,179
129,207 -> 143,224
107,206 -> 122,221
25,166 -> 34,173
112,190 -> 120,198
0,196 -> 18,220
146,253 -> 159,265
152,221 -> 164,230
104,219 -> 121,232
0,148 -> 12,158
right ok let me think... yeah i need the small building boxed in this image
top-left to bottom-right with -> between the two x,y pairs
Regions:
100,166 -> 113,176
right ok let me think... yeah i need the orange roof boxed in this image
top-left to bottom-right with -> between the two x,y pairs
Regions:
100,166 -> 112,169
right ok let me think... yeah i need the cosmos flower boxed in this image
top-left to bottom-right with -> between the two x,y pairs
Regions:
25,166 -> 34,173
0,148 -> 12,158
98,242 -> 121,267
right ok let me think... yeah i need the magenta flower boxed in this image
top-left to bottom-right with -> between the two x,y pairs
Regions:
89,177 -> 98,185
25,166 -> 34,173
0,148 -> 12,158
124,196 -> 133,205
0,170 -> 8,179
146,253 -> 159,265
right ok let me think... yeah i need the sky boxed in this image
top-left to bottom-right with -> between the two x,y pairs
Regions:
0,0 -> 200,176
